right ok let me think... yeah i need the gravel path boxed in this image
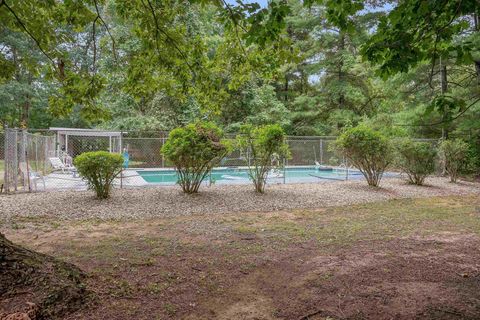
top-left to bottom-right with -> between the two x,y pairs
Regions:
0,177 -> 479,221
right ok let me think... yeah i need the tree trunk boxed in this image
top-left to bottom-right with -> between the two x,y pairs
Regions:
474,13 -> 480,86
338,32 -> 346,109
475,60 -> 480,86
0,233 -> 89,319
21,99 -> 30,128
440,60 -> 449,139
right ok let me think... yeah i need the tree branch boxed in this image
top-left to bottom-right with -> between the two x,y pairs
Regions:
93,0 -> 118,62
2,0 -> 57,67
395,96 -> 480,127
141,0 -> 195,73
92,16 -> 99,72
220,0 -> 248,56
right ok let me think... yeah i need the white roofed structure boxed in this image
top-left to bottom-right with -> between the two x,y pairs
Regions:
49,127 -> 123,156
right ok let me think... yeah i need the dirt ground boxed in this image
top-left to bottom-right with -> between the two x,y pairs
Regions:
2,195 -> 480,319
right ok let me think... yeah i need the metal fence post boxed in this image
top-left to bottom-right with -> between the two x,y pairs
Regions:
120,131 -> 123,189
320,139 -> 323,165
13,130 -> 18,191
3,127 -> 9,193
345,157 -> 349,181
34,135 -> 38,172
21,129 -> 32,192
161,137 -> 165,168
43,136 -> 48,175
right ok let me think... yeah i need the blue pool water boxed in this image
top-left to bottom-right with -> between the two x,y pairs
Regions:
136,166 -> 364,185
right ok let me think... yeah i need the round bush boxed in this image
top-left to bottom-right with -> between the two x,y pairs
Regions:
161,121 -> 230,194
395,138 -> 437,185
74,151 -> 123,198
335,125 -> 392,187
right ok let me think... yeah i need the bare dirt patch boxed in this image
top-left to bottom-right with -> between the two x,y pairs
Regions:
2,195 -> 480,319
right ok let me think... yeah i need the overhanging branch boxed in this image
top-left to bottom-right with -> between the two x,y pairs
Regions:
2,0 -> 57,68
141,0 -> 195,74
93,0 -> 118,62
394,96 -> 480,127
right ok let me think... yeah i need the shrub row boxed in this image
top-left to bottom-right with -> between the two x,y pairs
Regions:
334,125 -> 470,187
161,122 -> 289,194
75,122 -> 289,198
74,123 -> 473,198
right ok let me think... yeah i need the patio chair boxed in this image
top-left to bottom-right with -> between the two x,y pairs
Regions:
315,161 -> 329,169
49,157 -> 77,176
19,162 -> 46,191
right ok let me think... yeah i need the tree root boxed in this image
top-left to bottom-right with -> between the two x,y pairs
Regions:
1,233 -> 90,319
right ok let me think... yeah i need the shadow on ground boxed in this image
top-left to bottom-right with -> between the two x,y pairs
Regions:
2,195 -> 480,319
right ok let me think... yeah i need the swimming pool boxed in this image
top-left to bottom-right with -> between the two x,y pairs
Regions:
135,166 -> 364,185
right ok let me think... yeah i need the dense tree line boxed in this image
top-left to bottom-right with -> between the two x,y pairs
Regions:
0,0 -> 479,166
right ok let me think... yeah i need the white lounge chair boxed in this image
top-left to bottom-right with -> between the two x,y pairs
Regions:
315,161 -> 330,169
19,162 -> 46,191
49,157 -> 77,176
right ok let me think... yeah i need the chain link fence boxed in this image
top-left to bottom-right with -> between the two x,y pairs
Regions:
1,128 -> 440,193
2,129 -> 56,192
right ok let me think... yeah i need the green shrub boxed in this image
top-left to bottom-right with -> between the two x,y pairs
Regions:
395,139 -> 437,185
236,124 -> 290,193
439,139 -> 469,183
74,151 -> 123,198
161,121 -> 230,194
466,143 -> 480,175
335,125 -> 392,187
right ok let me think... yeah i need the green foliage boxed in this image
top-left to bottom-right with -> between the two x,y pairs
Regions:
74,151 -> 123,199
236,124 -> 290,193
304,0 -> 364,32
1,0 -> 478,163
0,0 -> 112,122
361,114 -> 409,138
161,121 -> 230,193
335,125 -> 392,186
113,1 -> 288,117
395,139 -> 437,185
280,2 -> 384,137
360,0 -> 479,77
1,0 -> 288,125
222,83 -> 290,132
439,139 -> 469,183
244,1 -> 291,46
464,140 -> 480,175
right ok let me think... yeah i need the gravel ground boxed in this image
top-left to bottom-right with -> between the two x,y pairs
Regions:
0,177 -> 479,221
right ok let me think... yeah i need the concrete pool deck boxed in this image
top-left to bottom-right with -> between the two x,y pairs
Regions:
1,177 -> 479,221
37,167 -> 366,191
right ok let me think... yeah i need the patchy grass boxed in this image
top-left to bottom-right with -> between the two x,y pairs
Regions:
2,195 -> 480,319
